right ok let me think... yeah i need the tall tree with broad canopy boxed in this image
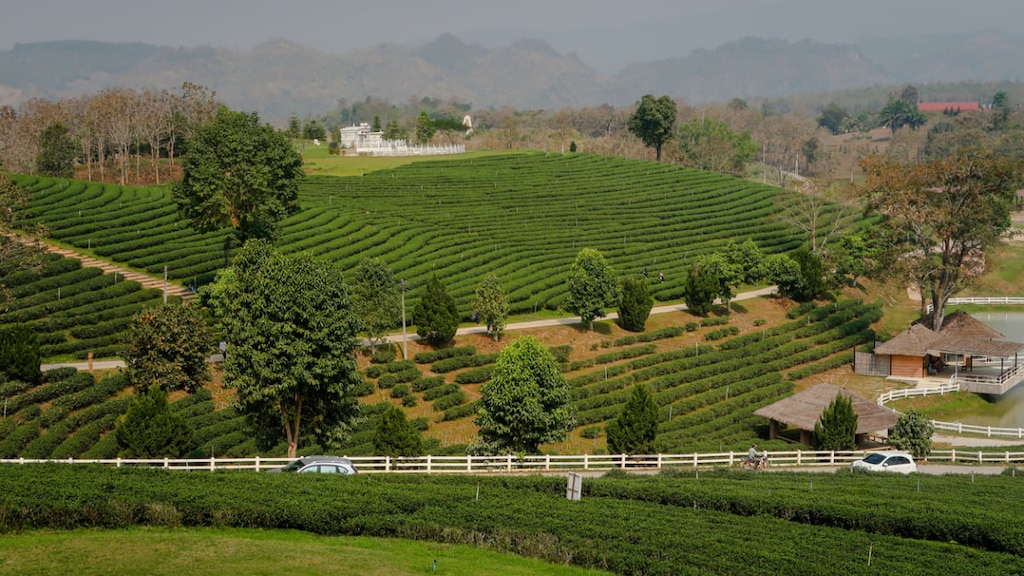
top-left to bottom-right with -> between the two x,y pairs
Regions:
413,274 -> 459,346
473,272 -> 509,341
475,336 -> 576,454
627,94 -> 676,161
606,384 -> 659,455
563,247 -> 619,330
860,152 -> 1021,330
813,391 -> 858,451
114,384 -> 195,458
677,117 -> 757,176
35,121 -> 77,177
171,106 -> 304,265
208,240 -> 361,458
351,257 -> 400,352
374,405 -> 423,458
617,276 -> 653,332
121,302 -> 216,394
888,409 -> 934,459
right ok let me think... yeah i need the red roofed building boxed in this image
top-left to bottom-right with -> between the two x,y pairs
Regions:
917,101 -> 982,113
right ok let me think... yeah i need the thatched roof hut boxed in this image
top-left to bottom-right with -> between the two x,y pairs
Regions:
754,383 -> 899,446
874,324 -> 941,356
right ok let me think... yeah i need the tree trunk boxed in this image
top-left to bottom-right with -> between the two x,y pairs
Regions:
223,235 -> 233,268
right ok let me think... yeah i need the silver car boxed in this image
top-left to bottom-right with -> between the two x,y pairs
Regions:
268,455 -> 358,474
851,451 -> 917,474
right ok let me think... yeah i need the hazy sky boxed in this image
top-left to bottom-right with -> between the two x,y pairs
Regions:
4,0 -> 1022,72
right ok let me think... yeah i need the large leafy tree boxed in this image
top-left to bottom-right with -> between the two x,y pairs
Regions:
888,409 -> 934,459
413,274 -> 459,346
694,253 -> 740,312
877,99 -> 926,135
606,384 -> 659,455
617,276 -> 652,332
351,257 -> 400,352
627,94 -> 676,161
475,336 -> 576,454
813,392 -> 858,451
114,384 -> 195,458
121,302 -> 216,394
816,102 -> 849,135
0,325 -> 41,384
35,121 -> 77,177
209,240 -> 361,458
563,248 -> 619,330
374,405 -> 423,458
860,152 -> 1021,330
171,106 -> 304,265
473,272 -> 510,341
677,117 -> 757,176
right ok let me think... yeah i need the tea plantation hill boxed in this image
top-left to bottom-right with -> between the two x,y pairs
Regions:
0,160 -> 874,459
10,152 -> 833,332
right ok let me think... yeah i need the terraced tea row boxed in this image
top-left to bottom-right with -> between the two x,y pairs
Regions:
0,301 -> 875,457
13,152 -> 829,315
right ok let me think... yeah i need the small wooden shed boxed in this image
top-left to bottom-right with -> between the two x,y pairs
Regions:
754,383 -> 899,446
873,324 -> 943,378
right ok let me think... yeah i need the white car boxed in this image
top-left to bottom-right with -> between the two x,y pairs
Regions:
851,451 -> 917,474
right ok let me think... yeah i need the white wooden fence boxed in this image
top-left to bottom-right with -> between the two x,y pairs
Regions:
3,448 -> 1023,473
878,379 -> 1024,439
926,297 -> 1024,314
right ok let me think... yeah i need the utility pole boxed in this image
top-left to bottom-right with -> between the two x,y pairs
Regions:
401,279 -> 408,360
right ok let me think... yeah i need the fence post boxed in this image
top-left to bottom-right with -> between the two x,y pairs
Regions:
164,457 -> 169,469
210,456 -> 215,472
545,454 -> 551,471
951,448 -> 956,463
797,450 -> 802,466
584,454 -> 589,470
465,455 -> 471,473
255,456 -> 260,472
657,454 -> 663,469
506,453 -> 512,472
116,458 -> 121,468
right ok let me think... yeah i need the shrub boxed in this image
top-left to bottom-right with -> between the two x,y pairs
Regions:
377,375 -> 397,390
390,384 -> 410,399
618,276 -> 653,332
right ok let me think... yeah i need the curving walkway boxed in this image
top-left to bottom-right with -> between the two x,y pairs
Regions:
3,231 -> 194,301
42,286 -> 778,370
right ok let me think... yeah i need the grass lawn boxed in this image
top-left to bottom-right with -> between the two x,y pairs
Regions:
0,527 -> 613,576
299,144 -> 512,177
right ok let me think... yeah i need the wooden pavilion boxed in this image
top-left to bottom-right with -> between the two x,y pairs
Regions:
868,310 -> 1024,394
754,383 -> 899,447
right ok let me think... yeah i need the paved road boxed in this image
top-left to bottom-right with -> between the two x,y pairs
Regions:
42,287 -> 778,371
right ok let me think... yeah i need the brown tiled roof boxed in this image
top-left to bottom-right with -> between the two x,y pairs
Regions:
754,383 -> 898,433
917,102 -> 982,113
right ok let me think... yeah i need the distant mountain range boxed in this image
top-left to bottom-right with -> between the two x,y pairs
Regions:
1,29 -> 1022,120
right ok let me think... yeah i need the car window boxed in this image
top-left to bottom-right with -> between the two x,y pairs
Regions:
298,466 -> 319,473
319,465 -> 335,474
888,457 -> 910,466
862,453 -> 886,464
